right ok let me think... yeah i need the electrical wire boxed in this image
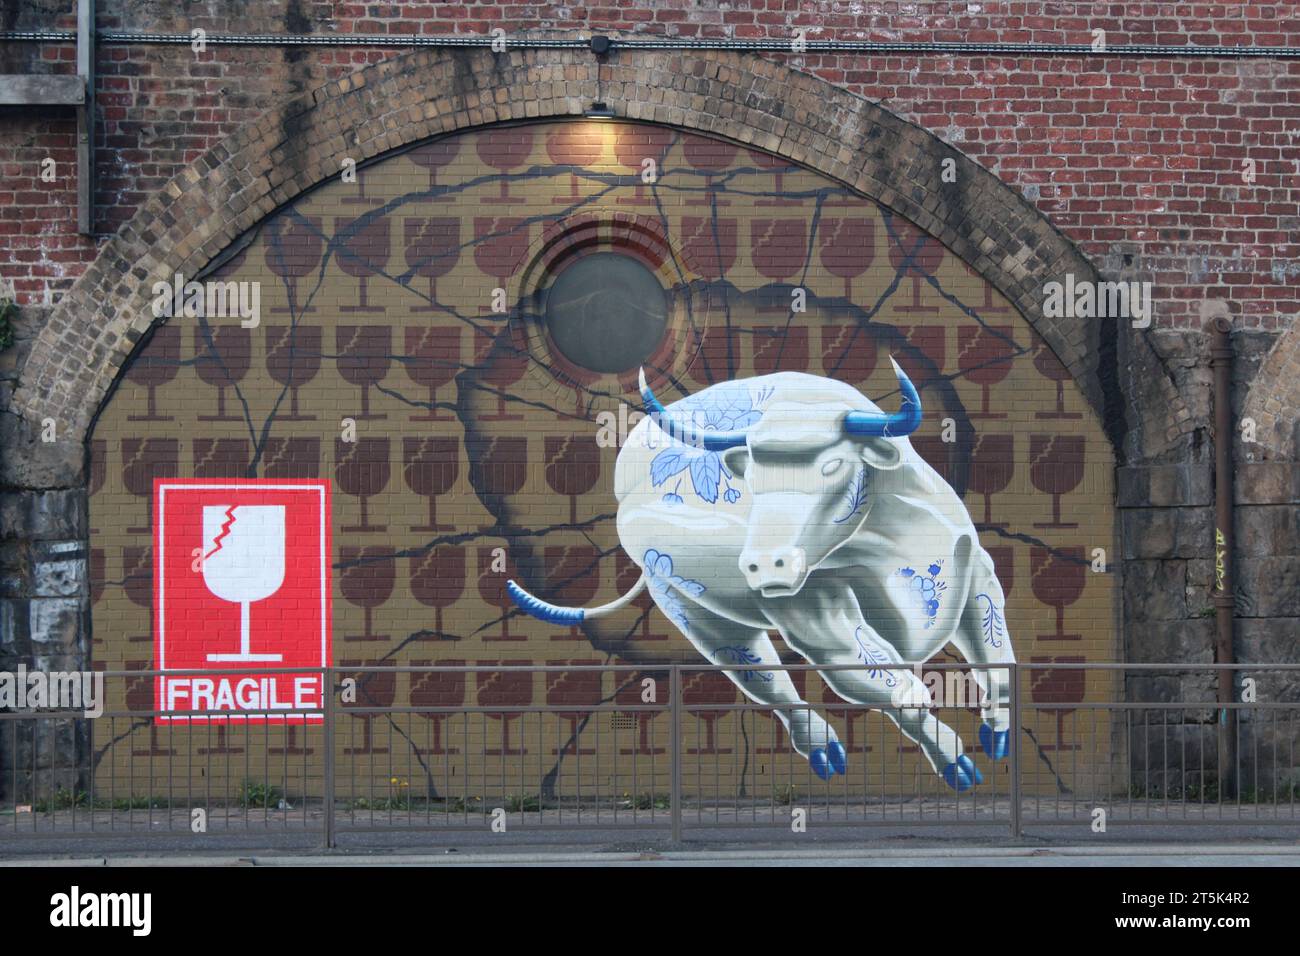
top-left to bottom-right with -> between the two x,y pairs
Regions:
1,30 -> 1298,58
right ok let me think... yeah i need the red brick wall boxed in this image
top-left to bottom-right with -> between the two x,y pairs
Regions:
1,2 -> 1298,330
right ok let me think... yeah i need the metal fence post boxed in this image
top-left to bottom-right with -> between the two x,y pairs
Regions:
1009,661 -> 1022,838
323,666 -> 336,849
670,664 -> 682,842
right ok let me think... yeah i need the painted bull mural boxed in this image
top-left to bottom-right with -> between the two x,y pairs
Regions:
507,360 -> 1015,791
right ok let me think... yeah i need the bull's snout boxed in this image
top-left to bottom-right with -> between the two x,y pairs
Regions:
739,546 -> 807,596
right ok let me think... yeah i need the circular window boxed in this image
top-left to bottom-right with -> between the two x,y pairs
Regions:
544,252 -> 669,374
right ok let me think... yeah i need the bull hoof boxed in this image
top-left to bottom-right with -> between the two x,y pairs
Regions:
810,748 -> 833,781
827,740 -> 847,775
979,724 -> 1010,761
941,761 -> 972,792
942,754 -> 985,792
957,753 -> 984,785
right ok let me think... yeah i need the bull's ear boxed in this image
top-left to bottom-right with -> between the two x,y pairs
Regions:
722,446 -> 751,479
859,437 -> 903,471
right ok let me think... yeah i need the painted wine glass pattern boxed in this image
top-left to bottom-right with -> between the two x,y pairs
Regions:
1031,546 -> 1086,642
192,439 -> 251,479
1030,435 -> 1086,529
407,139 -> 461,201
410,546 -> 466,639
681,215 -> 738,282
820,324 -> 878,386
193,325 -> 251,422
886,218 -> 944,314
683,136 -> 737,207
335,215 -> 392,313
340,660 -> 396,755
753,325 -> 809,375
615,665 -> 666,756
125,324 -> 180,422
122,546 -> 153,644
477,545 -> 524,643
265,214 -> 324,315
819,218 -> 876,299
335,438 -> 391,534
402,437 -> 460,533
265,325 -> 322,421
471,323 -> 530,422
476,661 -> 532,755
747,148 -> 802,207
336,325 -> 392,421
956,325 -> 1016,419
615,126 -> 674,206
403,326 -> 461,422
546,124 -> 603,203
1030,656 -> 1086,752
683,669 -> 736,755
1033,335 -> 1083,420
402,216 -> 460,312
475,128 -> 536,204
338,546 -> 396,643
468,437 -> 527,519
121,439 -> 178,535
751,217 -> 807,311
409,659 -> 464,755
968,434 -> 1015,528
544,436 -> 601,526
546,660 -> 602,755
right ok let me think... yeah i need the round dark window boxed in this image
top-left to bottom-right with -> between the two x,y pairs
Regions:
544,252 -> 669,374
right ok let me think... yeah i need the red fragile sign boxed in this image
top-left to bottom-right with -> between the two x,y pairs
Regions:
153,479 -> 332,724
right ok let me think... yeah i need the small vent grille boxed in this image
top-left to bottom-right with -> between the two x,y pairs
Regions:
611,714 -> 637,731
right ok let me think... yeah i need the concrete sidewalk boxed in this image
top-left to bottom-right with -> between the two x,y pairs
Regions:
6,842 -> 1300,867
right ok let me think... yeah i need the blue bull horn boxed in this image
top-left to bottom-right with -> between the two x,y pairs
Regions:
638,357 -> 922,450
507,574 -> 647,625
638,368 -> 751,451
842,357 -> 923,437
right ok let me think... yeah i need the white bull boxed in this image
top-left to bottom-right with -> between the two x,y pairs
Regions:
508,360 -> 1015,790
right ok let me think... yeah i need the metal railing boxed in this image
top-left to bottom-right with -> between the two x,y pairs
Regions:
2,663 -> 1298,848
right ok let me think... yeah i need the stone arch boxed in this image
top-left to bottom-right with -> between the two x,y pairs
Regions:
76,104 -> 1127,802
1244,326 -> 1300,460
13,45 -> 1114,450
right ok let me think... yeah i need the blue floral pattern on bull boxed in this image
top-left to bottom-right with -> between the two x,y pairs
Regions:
712,645 -> 775,683
897,560 -> 947,629
853,625 -> 899,687
643,548 -> 706,634
976,593 -> 1005,648
649,382 -> 771,505
833,466 -> 871,524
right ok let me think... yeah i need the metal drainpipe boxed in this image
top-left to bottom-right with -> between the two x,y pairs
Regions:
1208,314 -> 1237,799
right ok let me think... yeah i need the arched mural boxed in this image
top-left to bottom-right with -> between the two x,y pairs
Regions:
87,119 -> 1117,802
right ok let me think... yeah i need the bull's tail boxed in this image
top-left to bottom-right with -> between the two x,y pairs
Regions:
507,575 -> 647,626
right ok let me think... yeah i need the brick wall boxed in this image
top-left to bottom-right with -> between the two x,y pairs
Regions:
2,2 -> 1299,333
0,4 -> 1295,803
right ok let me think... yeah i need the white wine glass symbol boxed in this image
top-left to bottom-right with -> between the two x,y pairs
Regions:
201,505 -> 286,662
